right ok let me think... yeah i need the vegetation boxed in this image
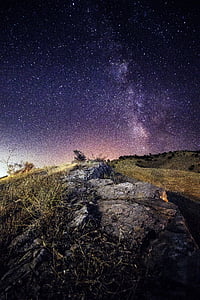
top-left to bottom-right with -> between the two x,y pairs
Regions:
0,162 -> 141,299
118,150 -> 200,172
73,150 -> 87,162
0,174 -> 62,242
8,161 -> 35,175
111,151 -> 200,201
0,154 -> 200,298
0,164 -> 76,248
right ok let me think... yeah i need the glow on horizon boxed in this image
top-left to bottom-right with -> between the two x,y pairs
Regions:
0,139 -> 132,177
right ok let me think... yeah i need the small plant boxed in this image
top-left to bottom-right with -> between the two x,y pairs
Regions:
73,150 -> 86,162
7,162 -> 23,175
10,161 -> 35,175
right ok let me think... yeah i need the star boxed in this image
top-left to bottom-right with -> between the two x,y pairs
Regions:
0,0 -> 199,176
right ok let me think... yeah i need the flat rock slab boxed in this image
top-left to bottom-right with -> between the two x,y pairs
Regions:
89,178 -> 164,201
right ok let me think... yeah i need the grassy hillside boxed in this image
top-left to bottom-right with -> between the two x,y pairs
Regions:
111,151 -> 200,201
0,163 -> 76,242
0,158 -> 200,299
118,150 -> 200,172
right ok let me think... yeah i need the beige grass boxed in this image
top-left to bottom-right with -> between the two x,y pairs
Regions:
45,163 -> 77,175
0,162 -> 77,243
113,159 -> 200,201
0,163 -> 77,182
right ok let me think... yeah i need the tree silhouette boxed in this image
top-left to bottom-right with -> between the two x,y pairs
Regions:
73,150 -> 86,162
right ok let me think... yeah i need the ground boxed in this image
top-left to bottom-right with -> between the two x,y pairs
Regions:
0,154 -> 200,299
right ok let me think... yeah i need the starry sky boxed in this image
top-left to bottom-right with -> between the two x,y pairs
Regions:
0,0 -> 199,175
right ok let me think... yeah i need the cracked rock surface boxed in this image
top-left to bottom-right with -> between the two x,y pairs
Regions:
0,162 -> 200,299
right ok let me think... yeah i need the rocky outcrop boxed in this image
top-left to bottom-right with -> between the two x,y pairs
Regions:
65,162 -> 112,182
0,162 -> 200,299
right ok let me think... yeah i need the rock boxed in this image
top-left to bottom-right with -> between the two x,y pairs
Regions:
90,180 -> 136,199
98,199 -> 175,244
0,161 -> 200,299
89,179 -> 163,201
70,205 -> 88,227
88,178 -> 114,188
65,162 -> 112,182
0,229 -> 50,298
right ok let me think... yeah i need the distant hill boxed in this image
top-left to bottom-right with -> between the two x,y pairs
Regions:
118,150 -> 200,172
111,150 -> 200,201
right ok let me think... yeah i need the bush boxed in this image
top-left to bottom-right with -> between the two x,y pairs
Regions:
73,150 -> 86,162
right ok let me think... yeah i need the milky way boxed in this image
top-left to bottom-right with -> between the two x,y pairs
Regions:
0,0 -> 199,175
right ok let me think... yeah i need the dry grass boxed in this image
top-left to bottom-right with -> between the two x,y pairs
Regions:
43,162 -> 77,175
0,161 -> 142,299
0,164 -> 76,246
118,150 -> 200,172
0,162 -> 77,181
112,158 -> 200,201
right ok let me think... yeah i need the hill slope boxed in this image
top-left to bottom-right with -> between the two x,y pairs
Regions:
118,150 -> 200,172
111,151 -> 200,200
1,161 -> 200,299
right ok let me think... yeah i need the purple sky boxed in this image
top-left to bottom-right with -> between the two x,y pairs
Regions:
0,0 -> 199,175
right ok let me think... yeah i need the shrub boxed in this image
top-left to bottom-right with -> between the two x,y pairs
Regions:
73,150 -> 86,162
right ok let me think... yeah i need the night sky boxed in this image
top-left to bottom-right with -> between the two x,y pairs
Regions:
0,0 -> 199,175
